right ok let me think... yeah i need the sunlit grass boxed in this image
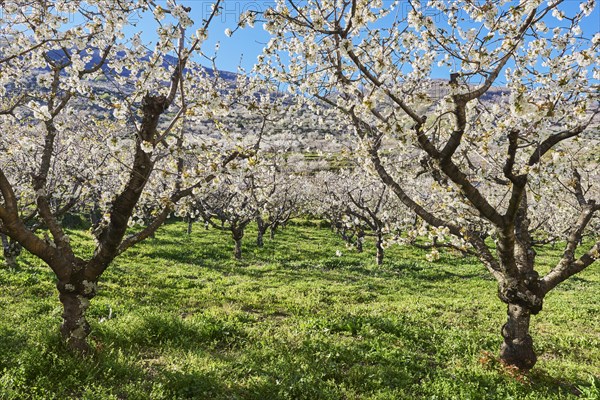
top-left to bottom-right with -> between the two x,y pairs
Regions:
0,221 -> 598,399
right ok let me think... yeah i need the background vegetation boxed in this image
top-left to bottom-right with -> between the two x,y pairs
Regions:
0,221 -> 598,399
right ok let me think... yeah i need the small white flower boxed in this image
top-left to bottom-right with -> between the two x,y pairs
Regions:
551,9 -> 564,21
224,28 -> 233,37
154,5 -> 165,21
32,104 -> 52,120
140,140 -> 154,154
196,28 -> 207,42
113,106 -> 128,120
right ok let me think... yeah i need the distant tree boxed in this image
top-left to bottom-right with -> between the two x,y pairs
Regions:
314,169 -> 406,265
250,152 -> 306,246
1,232 -> 20,268
198,169 -> 256,260
261,0 -> 600,370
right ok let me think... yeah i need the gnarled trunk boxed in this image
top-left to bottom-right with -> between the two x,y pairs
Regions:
497,197 -> 540,370
57,279 -> 97,353
500,303 -> 536,370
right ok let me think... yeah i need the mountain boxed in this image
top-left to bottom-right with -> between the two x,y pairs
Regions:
44,47 -> 239,82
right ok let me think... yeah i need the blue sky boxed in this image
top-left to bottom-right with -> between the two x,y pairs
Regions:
132,0 -> 599,76
127,1 -> 274,73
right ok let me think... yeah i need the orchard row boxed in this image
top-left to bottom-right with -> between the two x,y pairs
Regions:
0,0 -> 598,370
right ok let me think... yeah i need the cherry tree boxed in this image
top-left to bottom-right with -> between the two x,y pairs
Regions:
197,166 -> 257,260
260,0 -> 600,370
190,133 -> 299,260
0,0 -> 261,352
343,171 -> 399,265
0,113 -> 115,267
313,171 -> 368,249
312,167 -> 406,265
251,151 -> 307,246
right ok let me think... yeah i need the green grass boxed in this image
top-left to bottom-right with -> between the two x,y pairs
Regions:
0,221 -> 598,399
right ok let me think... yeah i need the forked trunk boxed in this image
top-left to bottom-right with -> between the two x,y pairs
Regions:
270,226 -> 276,240
500,303 -> 536,370
58,281 -> 96,353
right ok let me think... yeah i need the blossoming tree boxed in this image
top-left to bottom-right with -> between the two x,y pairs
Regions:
0,0 -> 261,352
261,0 -> 600,369
313,168 -> 406,265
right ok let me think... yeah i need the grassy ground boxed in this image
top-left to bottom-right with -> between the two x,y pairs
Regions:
0,221 -> 598,399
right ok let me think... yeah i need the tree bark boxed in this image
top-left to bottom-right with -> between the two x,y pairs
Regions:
234,238 -> 242,260
232,227 -> 244,260
500,303 -> 536,370
57,279 -> 96,353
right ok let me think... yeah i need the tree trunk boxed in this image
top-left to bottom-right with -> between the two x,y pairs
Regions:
89,203 -> 101,227
496,198 -> 539,370
256,216 -> 265,247
232,227 -> 244,260
2,233 -> 20,268
57,280 -> 96,353
234,238 -> 242,260
186,217 -> 193,235
257,229 -> 264,248
3,252 -> 17,269
356,229 -> 364,253
375,233 -> 384,266
500,303 -> 537,370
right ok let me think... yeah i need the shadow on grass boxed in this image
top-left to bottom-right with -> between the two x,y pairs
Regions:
446,360 -> 598,399
220,315 -> 441,399
0,326 -> 28,370
0,327 -> 155,398
158,369 -> 231,399
94,311 -> 248,353
86,306 -> 446,399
